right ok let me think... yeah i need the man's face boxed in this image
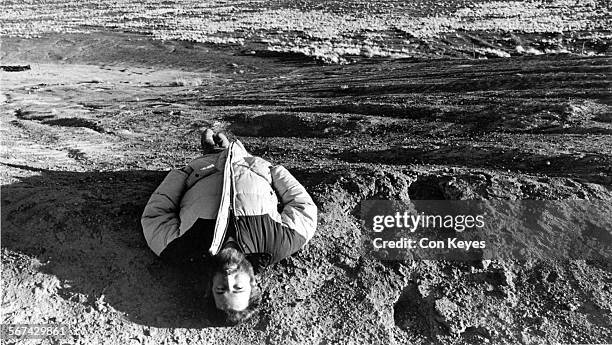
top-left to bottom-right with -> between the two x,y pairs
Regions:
210,247 -> 255,312
212,269 -> 253,311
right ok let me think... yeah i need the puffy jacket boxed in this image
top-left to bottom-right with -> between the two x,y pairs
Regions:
141,140 -> 317,264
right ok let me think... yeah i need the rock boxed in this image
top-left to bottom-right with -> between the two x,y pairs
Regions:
434,297 -> 467,334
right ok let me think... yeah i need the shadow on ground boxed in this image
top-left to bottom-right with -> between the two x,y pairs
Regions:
336,144 -> 612,185
1,164 -> 221,328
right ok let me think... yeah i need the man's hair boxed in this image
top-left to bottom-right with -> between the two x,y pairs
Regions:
208,247 -> 261,326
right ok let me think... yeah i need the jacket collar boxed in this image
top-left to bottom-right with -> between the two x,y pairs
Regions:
213,140 -> 250,170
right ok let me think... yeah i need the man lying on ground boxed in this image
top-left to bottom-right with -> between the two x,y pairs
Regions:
141,129 -> 317,324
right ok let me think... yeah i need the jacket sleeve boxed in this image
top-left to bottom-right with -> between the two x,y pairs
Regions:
141,169 -> 188,256
270,165 -> 318,245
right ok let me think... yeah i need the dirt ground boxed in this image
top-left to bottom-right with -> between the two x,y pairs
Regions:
1,1 -> 612,344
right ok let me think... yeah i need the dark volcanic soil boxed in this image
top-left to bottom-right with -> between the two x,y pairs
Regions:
1,28 -> 611,345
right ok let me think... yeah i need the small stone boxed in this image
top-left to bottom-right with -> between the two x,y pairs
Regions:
566,302 -> 580,311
